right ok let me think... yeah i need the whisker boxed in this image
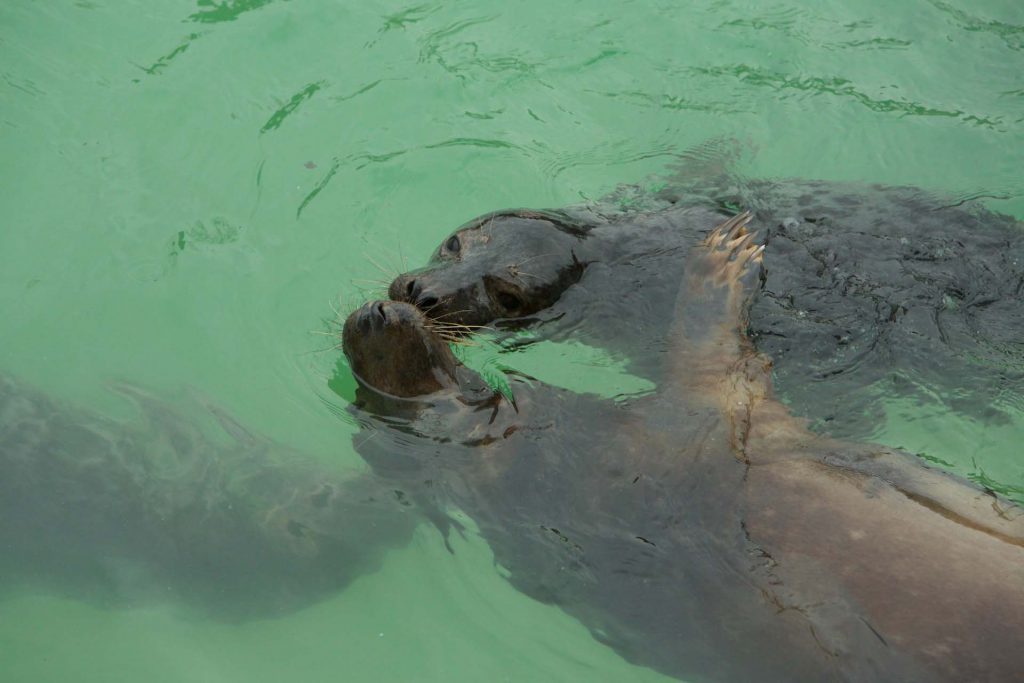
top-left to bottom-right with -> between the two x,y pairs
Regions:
297,341 -> 345,356
427,308 -> 473,321
417,299 -> 443,315
364,253 -> 397,279
509,269 -> 542,282
328,299 -> 345,320
361,235 -> 408,276
512,252 -> 557,266
322,316 -> 346,330
425,317 -> 486,327
427,322 -> 495,332
424,318 -> 493,329
439,336 -> 479,347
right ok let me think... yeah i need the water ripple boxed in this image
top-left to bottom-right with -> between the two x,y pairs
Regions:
424,137 -> 519,150
719,6 -> 803,36
330,79 -> 388,103
2,71 -> 46,97
584,88 -> 753,116
829,37 -> 911,51
718,7 -> 911,52
366,3 -> 440,47
537,140 -> 682,188
296,157 -> 341,219
927,0 -> 1024,51
418,15 -> 498,63
294,134 -> 537,218
692,64 -> 1007,131
261,81 -> 326,134
416,14 -> 542,81
134,33 -> 204,76
188,0 -> 278,25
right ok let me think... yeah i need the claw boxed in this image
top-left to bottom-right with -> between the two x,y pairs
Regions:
707,211 -> 753,247
726,231 -> 757,253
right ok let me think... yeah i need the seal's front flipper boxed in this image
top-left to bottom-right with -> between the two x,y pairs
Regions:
664,211 -> 766,389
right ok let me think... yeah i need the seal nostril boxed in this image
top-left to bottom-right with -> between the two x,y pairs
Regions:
405,279 -> 417,298
418,296 -> 438,310
374,302 -> 387,323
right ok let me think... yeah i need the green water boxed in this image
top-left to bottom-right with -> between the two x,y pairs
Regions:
1,0 -> 1021,680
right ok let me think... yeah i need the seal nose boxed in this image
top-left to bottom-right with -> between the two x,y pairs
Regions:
388,275 -> 439,312
389,275 -> 421,303
356,301 -> 389,333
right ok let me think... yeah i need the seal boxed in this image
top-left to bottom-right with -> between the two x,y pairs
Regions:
348,214 -> 1024,682
387,180 -> 1024,439
0,374 -> 417,618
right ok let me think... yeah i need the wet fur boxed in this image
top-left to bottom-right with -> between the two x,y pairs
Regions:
350,215 -> 1024,682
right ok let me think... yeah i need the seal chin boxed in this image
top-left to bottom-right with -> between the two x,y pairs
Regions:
342,301 -> 460,398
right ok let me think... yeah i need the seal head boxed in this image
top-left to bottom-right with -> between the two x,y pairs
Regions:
342,301 -> 460,398
388,210 -> 589,327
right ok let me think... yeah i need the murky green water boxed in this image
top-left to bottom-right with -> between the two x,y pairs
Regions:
1,1 -> 1021,680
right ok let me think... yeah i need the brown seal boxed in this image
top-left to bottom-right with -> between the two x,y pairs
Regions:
345,213 -> 1024,682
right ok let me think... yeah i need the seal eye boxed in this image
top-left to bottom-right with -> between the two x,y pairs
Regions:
444,235 -> 461,255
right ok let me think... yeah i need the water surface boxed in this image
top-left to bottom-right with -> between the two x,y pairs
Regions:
1,1 -> 1021,680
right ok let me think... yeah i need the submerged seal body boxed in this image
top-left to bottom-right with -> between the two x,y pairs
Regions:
348,214 -> 1024,682
0,376 -> 416,618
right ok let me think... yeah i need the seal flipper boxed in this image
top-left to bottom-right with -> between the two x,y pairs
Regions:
663,211 -> 767,400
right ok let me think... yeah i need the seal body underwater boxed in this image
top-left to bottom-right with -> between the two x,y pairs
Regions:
346,214 -> 1024,682
0,375 -> 417,618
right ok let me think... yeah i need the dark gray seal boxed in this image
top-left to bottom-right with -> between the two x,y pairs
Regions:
347,214 -> 1024,682
0,375 -> 416,619
387,179 -> 1024,441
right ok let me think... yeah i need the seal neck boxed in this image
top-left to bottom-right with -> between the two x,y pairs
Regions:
353,360 -> 505,417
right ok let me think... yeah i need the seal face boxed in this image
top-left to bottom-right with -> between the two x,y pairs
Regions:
388,210 -> 588,327
342,301 -> 459,398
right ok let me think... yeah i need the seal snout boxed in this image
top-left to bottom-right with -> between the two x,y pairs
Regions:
353,300 -> 421,334
388,274 -> 417,303
354,301 -> 381,333
389,274 -> 441,313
